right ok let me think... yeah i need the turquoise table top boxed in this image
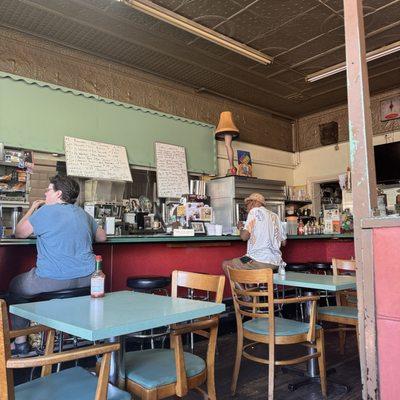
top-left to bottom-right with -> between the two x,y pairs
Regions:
273,272 -> 356,291
10,291 -> 225,341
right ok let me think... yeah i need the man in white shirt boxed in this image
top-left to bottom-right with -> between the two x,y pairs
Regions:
222,192 -> 286,274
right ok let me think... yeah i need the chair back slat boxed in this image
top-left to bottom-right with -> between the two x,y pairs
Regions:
171,271 -> 225,303
0,299 -> 15,400
332,258 -> 356,275
227,268 -> 275,342
332,258 -> 357,306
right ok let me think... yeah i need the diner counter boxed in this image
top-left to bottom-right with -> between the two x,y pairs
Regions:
0,233 -> 354,297
0,233 -> 353,246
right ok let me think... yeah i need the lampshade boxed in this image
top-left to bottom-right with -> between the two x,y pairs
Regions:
214,111 -> 239,141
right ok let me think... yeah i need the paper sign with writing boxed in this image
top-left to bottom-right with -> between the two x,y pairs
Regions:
64,136 -> 132,181
155,142 -> 189,198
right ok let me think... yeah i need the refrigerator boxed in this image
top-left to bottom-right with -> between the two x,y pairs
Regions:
206,176 -> 286,233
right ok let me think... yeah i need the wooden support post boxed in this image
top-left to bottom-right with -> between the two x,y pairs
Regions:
343,0 -> 378,398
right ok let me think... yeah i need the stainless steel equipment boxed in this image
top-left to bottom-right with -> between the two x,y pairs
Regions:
206,176 -> 286,233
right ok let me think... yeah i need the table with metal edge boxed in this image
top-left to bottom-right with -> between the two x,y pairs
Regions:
273,272 -> 357,393
10,290 -> 225,388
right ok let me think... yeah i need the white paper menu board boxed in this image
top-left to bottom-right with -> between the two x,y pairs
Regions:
64,136 -> 132,181
155,142 -> 189,198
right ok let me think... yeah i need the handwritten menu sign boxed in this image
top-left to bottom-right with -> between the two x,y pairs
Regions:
64,136 -> 132,181
155,142 -> 189,198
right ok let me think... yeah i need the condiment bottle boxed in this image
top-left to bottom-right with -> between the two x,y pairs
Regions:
297,219 -> 305,235
91,255 -> 105,298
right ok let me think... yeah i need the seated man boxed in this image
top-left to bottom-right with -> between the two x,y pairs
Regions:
222,192 -> 286,275
8,175 -> 106,355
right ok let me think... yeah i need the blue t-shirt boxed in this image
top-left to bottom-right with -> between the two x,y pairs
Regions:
29,204 -> 98,280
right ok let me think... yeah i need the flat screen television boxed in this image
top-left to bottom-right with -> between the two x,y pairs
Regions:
374,142 -> 400,184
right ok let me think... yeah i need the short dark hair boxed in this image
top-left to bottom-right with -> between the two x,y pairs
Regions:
49,175 -> 80,204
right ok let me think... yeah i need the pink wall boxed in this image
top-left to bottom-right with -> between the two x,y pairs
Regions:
374,227 -> 400,400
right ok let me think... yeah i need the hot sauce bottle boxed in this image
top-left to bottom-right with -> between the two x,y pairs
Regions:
91,255 -> 105,298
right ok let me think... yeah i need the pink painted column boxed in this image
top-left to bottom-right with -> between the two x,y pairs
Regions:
373,226 -> 400,400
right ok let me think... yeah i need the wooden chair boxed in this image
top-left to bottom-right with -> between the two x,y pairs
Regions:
317,258 -> 358,355
227,267 -> 327,400
0,299 -> 131,400
124,270 -> 225,400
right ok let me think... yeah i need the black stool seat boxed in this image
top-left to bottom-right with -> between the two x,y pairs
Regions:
32,286 -> 90,302
127,276 -> 171,291
285,263 -> 310,272
309,262 -> 331,271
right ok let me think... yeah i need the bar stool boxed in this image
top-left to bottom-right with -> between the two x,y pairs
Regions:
31,286 -> 91,375
126,275 -> 171,349
284,264 -> 311,321
308,262 -> 333,306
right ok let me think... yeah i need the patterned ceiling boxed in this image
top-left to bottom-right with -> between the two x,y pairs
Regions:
0,0 -> 399,118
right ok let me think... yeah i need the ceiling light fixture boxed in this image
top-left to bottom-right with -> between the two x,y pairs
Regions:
306,40 -> 400,82
118,0 -> 273,65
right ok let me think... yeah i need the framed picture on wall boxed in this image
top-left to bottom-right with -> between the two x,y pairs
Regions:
191,221 -> 205,235
380,96 -> 400,121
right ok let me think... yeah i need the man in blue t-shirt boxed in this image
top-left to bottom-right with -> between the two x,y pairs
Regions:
9,175 -> 106,355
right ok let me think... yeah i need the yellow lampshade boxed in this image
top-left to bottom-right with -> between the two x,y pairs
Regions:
215,111 -> 239,141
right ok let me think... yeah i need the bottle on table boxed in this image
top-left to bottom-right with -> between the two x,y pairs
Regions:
91,255 -> 105,298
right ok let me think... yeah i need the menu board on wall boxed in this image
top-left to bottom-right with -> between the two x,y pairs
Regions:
155,142 -> 189,198
64,136 -> 132,181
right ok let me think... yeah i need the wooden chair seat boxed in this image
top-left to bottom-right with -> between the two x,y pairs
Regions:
318,306 -> 357,320
14,366 -> 131,400
124,349 -> 205,390
123,271 -> 225,400
244,317 -> 322,337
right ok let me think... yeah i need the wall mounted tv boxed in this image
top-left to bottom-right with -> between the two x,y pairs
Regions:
374,142 -> 400,185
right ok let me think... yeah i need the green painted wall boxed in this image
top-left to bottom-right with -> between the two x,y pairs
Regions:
0,72 -> 217,174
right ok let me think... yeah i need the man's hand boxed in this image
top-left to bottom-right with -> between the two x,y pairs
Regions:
237,221 -> 244,230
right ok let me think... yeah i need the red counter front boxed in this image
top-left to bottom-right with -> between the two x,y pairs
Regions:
0,236 -> 354,299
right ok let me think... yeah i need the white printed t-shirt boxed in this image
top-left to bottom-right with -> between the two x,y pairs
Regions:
244,206 -> 286,266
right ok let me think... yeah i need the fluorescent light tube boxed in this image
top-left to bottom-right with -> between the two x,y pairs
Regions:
306,40 -> 400,82
119,0 -> 273,65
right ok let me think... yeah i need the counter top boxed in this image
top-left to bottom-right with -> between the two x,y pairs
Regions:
286,233 -> 354,240
0,235 -> 242,246
0,233 -> 353,245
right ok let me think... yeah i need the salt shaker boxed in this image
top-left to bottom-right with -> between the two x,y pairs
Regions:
278,264 -> 286,278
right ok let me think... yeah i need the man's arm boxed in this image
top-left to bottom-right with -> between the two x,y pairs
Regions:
95,227 -> 107,242
238,218 -> 254,242
15,200 -> 45,238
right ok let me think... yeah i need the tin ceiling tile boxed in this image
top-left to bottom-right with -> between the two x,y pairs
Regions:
151,0 -> 188,11
364,3 -> 400,34
247,0 -> 318,29
169,0 -> 242,21
250,30 -> 306,56
105,1 -> 160,26
188,38 -> 230,57
296,47 -> 346,75
215,10 -> 272,43
269,69 -> 307,84
275,31 -> 345,66
366,25 -> 400,52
